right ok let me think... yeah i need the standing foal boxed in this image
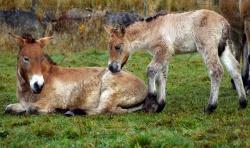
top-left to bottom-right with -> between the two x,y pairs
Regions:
104,9 -> 248,113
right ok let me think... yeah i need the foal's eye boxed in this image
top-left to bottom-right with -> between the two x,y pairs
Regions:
23,57 -> 30,63
114,44 -> 123,51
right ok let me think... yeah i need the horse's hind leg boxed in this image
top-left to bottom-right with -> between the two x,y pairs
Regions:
109,105 -> 144,114
197,46 -> 224,113
241,36 -> 249,85
230,31 -> 244,89
206,57 -> 223,113
243,18 -> 250,90
221,44 -> 248,109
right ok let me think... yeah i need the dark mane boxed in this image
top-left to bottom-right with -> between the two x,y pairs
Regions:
44,54 -> 57,65
21,33 -> 36,43
125,10 -> 168,28
145,10 -> 168,22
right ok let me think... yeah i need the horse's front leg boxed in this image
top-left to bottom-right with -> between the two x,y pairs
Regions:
156,65 -> 168,112
26,105 -> 55,114
5,103 -> 26,115
26,101 -> 55,114
144,61 -> 167,112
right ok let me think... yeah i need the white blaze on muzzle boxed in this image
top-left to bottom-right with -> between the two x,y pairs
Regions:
29,75 -> 44,91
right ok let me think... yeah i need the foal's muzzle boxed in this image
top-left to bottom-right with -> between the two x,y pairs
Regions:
32,82 -> 44,94
108,61 -> 121,73
29,75 -> 44,94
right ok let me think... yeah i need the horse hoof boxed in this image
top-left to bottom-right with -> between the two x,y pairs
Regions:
4,107 -> 12,114
64,110 -> 75,117
55,108 -> 69,114
239,99 -> 248,110
204,104 -> 217,114
156,100 -> 166,113
144,93 -> 166,113
143,93 -> 158,113
70,109 -> 86,115
147,93 -> 157,100
27,106 -> 38,114
4,109 -> 25,115
4,105 -> 26,115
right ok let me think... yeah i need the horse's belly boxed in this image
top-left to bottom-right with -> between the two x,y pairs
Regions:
51,78 -> 101,109
174,38 -> 197,54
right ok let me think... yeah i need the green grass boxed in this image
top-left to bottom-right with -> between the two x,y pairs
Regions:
0,49 -> 250,147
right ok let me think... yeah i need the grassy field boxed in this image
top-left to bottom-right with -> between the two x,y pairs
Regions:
0,48 -> 250,147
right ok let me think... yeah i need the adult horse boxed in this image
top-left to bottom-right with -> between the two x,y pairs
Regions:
219,0 -> 250,91
5,33 -> 147,115
104,9 -> 248,113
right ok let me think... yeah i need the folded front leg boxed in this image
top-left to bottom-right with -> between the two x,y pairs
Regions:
5,103 -> 26,115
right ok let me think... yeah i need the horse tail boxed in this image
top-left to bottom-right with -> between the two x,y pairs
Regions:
218,21 -> 230,57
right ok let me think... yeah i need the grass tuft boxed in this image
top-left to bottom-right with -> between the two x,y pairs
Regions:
129,133 -> 151,148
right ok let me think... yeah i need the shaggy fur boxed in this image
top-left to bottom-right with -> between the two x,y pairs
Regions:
105,9 -> 248,113
5,33 -> 147,115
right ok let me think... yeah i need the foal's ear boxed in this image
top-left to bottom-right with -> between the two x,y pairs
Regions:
9,33 -> 25,47
104,25 -> 120,36
104,25 -> 114,35
36,36 -> 53,48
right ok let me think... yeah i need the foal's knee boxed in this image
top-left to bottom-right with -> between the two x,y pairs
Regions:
147,66 -> 158,78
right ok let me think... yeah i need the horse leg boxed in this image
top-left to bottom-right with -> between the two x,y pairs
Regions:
109,105 -> 144,114
230,30 -> 244,89
242,39 -> 249,87
243,18 -> 250,91
146,61 -> 166,112
155,65 -> 168,112
221,43 -> 248,109
197,46 -> 224,113
145,46 -> 169,112
231,30 -> 243,63
26,100 -> 55,114
87,87 -> 144,115
5,103 -> 26,115
5,104 -> 50,115
147,63 -> 158,96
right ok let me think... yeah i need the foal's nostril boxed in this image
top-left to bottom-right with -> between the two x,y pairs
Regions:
108,61 -> 120,73
34,82 -> 39,89
33,82 -> 43,94
108,64 -> 113,71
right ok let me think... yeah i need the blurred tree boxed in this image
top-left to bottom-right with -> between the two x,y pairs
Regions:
144,0 -> 147,17
213,0 -> 219,6
31,0 -> 38,12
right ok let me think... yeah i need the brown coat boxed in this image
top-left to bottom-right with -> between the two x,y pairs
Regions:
5,34 -> 147,115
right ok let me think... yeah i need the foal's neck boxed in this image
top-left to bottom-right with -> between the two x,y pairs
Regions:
125,22 -> 152,51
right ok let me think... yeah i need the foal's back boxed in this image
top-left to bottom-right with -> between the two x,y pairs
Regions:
153,9 -> 229,54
